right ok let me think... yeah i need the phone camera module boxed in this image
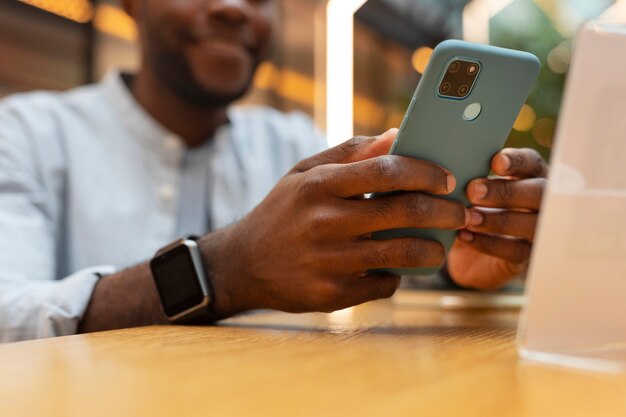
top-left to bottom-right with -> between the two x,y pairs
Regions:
439,59 -> 480,99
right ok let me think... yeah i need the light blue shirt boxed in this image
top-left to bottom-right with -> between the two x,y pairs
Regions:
0,72 -> 327,342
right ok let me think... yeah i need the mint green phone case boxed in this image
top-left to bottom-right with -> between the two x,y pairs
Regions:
372,40 -> 540,276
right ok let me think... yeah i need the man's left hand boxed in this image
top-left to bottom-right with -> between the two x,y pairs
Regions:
447,148 -> 548,289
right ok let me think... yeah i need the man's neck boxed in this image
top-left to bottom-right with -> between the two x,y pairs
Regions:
131,69 -> 228,148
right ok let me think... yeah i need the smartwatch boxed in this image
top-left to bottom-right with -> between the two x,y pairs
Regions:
150,236 -> 213,323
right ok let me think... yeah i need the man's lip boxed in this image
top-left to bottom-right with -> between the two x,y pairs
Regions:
194,37 -> 255,55
189,39 -> 255,64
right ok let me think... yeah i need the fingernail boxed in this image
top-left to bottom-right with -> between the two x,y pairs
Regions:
469,210 -> 484,226
447,175 -> 456,193
459,230 -> 475,242
378,128 -> 398,139
498,153 -> 511,171
464,208 -> 472,226
472,183 -> 488,200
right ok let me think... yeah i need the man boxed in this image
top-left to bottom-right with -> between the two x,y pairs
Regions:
0,0 -> 546,342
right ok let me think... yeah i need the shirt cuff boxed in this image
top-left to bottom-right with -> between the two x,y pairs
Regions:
0,265 -> 117,342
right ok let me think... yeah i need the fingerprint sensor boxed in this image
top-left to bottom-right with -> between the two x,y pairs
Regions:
463,102 -> 482,121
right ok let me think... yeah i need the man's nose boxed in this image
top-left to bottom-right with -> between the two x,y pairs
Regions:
207,0 -> 251,26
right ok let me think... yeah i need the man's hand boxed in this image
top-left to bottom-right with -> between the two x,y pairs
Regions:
447,148 -> 548,289
80,129 -> 467,333
203,129 -> 469,316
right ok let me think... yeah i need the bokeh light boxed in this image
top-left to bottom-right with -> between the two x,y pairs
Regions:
533,117 -> 557,147
19,0 -> 94,23
513,104 -> 536,132
547,43 -> 571,74
412,47 -> 433,74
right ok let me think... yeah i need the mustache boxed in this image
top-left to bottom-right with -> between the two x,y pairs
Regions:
182,26 -> 257,51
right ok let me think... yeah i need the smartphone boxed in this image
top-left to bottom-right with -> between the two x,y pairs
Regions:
372,40 -> 541,276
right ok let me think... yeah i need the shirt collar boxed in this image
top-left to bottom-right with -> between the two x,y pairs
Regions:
100,70 -> 240,156
100,70 -> 185,154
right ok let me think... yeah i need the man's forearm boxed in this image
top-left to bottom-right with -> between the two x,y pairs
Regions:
78,262 -> 167,333
77,232 -> 241,333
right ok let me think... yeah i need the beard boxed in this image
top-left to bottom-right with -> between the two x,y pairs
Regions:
145,42 -> 257,108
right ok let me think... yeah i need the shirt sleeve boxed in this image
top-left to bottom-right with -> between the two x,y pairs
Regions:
0,266 -> 116,342
0,98 -> 115,343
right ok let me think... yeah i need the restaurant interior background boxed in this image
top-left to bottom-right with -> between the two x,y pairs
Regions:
0,0 -> 621,160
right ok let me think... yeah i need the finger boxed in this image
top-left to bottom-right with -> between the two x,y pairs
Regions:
345,272 -> 402,306
324,273 -> 401,312
348,193 -> 468,235
466,178 -> 545,210
349,237 -> 446,270
447,242 -> 526,290
491,148 -> 548,179
457,231 -> 532,265
292,129 -> 397,173
466,208 -> 538,242
319,155 -> 455,198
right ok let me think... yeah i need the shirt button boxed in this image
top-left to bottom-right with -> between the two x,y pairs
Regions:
164,135 -> 182,151
159,185 -> 176,203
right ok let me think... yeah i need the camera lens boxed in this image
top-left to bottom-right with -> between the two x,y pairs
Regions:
449,61 -> 461,73
458,85 -> 469,96
440,82 -> 452,94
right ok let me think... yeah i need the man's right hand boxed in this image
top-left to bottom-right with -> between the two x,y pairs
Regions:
202,129 -> 469,317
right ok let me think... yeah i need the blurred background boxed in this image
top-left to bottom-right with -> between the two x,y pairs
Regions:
0,0 -> 623,160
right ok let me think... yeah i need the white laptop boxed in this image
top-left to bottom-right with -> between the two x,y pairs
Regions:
517,21 -> 626,372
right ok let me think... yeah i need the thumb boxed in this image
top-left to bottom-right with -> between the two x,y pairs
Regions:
293,128 -> 398,173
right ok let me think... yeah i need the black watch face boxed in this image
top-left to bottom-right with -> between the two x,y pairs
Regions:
151,245 -> 205,317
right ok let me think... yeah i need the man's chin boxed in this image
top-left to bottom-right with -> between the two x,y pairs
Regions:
153,55 -> 255,107
179,83 -> 250,107
182,64 -> 255,106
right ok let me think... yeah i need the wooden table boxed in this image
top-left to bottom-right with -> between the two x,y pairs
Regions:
1,290 -> 625,417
